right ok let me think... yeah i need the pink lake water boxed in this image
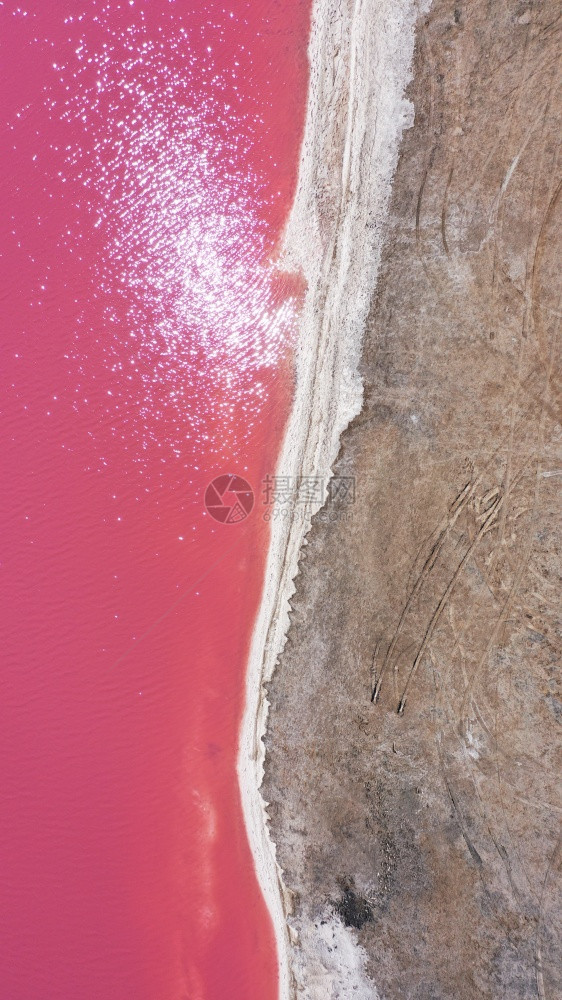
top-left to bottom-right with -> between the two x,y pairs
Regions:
0,2 -> 310,997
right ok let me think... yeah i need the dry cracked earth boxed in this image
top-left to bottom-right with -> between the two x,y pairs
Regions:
265,1 -> 561,997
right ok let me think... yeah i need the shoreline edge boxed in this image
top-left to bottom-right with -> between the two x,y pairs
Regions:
237,0 -> 429,995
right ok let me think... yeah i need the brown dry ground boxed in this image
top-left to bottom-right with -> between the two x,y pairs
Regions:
265,2 -> 561,997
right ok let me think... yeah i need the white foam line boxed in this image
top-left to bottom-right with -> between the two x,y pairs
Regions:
237,1 -> 429,996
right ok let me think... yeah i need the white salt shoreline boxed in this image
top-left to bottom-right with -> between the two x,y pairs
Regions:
237,0 -> 429,996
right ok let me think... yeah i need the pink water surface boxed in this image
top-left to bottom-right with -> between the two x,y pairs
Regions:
0,2 -> 310,997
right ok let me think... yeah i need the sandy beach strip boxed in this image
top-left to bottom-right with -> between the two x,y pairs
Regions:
237,0 -> 427,995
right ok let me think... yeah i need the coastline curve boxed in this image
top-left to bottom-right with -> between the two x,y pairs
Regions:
237,0 -> 430,995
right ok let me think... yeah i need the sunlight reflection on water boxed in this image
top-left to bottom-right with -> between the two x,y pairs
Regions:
52,14 -> 299,463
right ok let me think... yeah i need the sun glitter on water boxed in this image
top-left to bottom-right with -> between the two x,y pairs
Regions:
52,15 -> 300,465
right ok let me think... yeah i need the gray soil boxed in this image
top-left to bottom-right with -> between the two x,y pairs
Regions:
264,1 -> 561,997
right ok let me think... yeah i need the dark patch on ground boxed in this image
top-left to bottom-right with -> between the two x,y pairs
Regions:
335,879 -> 374,929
